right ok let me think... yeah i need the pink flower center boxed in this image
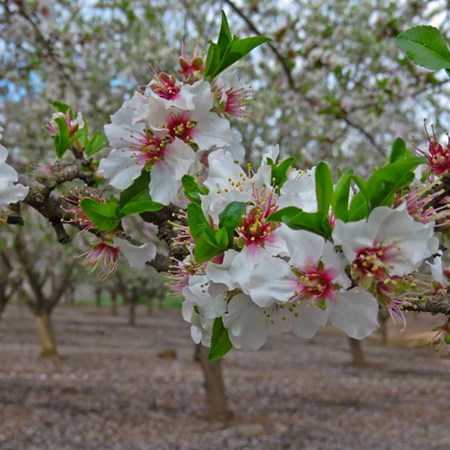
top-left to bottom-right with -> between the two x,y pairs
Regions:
127,131 -> 167,167
150,73 -> 181,100
238,190 -> 278,247
352,243 -> 395,280
81,242 -> 119,280
166,113 -> 197,144
427,142 -> 450,175
225,89 -> 248,117
293,264 -> 337,302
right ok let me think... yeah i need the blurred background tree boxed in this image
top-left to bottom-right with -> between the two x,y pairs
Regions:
1,0 -> 449,169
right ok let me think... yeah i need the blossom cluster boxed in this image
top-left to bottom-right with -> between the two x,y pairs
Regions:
91,33 -> 449,355
172,148 -> 439,351
6,15 -> 448,357
98,49 -> 249,206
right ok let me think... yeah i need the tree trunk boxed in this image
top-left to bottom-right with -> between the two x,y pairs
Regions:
147,298 -> 153,316
128,300 -> 136,326
35,312 -> 57,357
197,345 -> 232,422
95,288 -> 102,307
378,310 -> 389,345
348,337 -> 367,368
0,298 -> 8,321
111,294 -> 117,316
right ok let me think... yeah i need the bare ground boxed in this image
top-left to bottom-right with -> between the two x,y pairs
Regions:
0,304 -> 449,450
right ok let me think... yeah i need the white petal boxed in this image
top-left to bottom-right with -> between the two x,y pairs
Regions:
321,242 -> 351,289
374,209 -> 437,275
114,238 -> 156,268
247,257 -> 295,307
98,149 -> 142,190
282,228 -> 325,267
194,114 -> 233,149
289,301 -> 328,339
0,183 -> 28,206
228,246 -> 269,292
332,219 -> 374,262
182,275 -> 228,319
223,294 -> 269,351
206,250 -> 240,290
0,144 -> 8,163
190,80 -> 214,112
104,93 -> 146,148
279,170 -> 317,212
427,254 -> 447,286
150,139 -> 196,204
0,161 -> 19,189
328,288 -> 379,339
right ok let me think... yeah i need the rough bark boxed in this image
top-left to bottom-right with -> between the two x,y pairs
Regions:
111,293 -> 118,316
128,300 -> 136,326
378,310 -> 390,346
95,286 -> 102,307
196,345 -> 233,422
147,298 -> 153,316
35,312 -> 57,357
348,337 -> 367,368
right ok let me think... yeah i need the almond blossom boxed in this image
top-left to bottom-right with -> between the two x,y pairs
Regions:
98,93 -> 196,205
81,237 -> 156,280
243,232 -> 379,341
333,206 -> 439,323
141,80 -> 233,150
0,133 -> 28,210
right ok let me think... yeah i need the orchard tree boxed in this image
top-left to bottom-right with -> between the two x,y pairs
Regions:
2,3 -> 450,420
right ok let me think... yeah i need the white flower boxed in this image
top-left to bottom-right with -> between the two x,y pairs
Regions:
142,80 -> 234,150
245,232 -> 379,340
99,94 -> 196,205
333,206 -> 439,279
146,72 -> 196,111
182,274 -> 228,320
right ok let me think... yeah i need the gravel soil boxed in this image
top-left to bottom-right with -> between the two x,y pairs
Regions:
0,304 -> 449,450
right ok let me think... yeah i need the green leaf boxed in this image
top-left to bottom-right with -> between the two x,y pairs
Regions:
80,198 -> 121,232
119,172 -> 149,206
215,227 -> 229,248
53,117 -> 71,159
193,231 -> 224,263
366,157 -> 425,208
187,203 -> 210,239
348,191 -> 369,221
332,168 -> 354,222
444,333 -> 450,345
120,193 -> 162,216
204,43 -> 220,77
315,162 -> 333,219
270,157 -> 296,189
182,175 -> 209,204
204,11 -> 271,79
268,207 -> 331,238
51,101 -> 71,114
217,10 -> 232,54
389,137 -> 413,163
85,130 -> 109,157
208,317 -> 232,360
218,201 -> 247,230
214,35 -> 272,76
396,26 -> 450,71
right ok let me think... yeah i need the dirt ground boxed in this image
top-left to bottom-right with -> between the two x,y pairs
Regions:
0,304 -> 449,450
